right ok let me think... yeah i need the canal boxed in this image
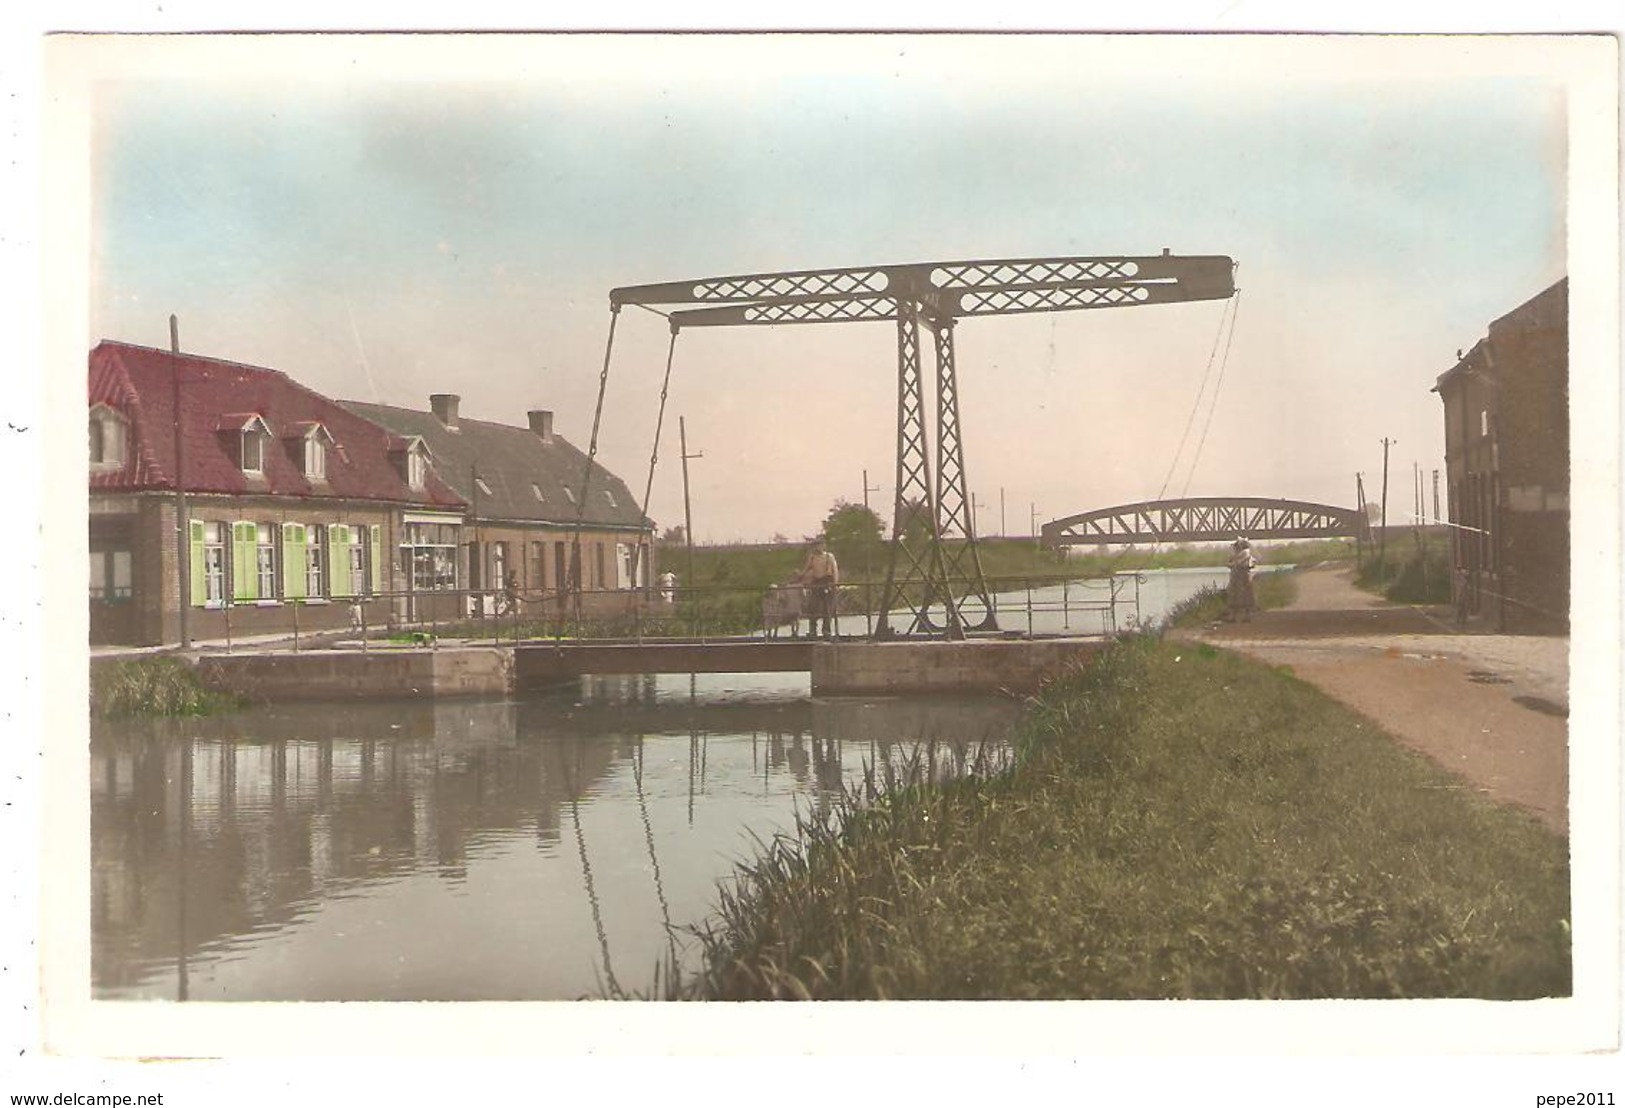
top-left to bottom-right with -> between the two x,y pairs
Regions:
91,566 -> 1237,1001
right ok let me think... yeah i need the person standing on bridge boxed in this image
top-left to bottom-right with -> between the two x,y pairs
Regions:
799,538 -> 840,639
1227,537 -> 1256,622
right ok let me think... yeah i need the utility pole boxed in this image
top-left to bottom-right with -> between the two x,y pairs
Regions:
999,487 -> 1006,539
1355,472 -> 1367,570
470,462 -> 481,596
970,492 -> 986,539
1431,469 -> 1441,527
680,417 -> 701,589
862,468 -> 880,636
1379,437 -> 1394,568
1413,461 -> 1425,557
170,315 -> 191,649
1030,502 -> 1040,550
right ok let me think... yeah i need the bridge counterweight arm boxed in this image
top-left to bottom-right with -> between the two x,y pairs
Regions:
612,253 -> 1235,315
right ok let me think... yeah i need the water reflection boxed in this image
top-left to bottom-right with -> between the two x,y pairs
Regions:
91,676 -> 1020,1001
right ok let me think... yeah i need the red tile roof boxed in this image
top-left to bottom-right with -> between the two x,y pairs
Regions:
87,341 -> 466,509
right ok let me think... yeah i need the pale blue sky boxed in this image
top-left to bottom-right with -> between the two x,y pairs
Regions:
90,36 -> 1568,541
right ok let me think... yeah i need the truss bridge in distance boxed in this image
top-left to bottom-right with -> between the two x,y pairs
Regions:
1041,497 -> 1367,549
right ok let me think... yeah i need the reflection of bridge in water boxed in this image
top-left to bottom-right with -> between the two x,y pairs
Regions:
1042,496 -> 1366,549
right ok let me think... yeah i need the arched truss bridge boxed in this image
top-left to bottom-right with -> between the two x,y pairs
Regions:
1041,497 -> 1366,548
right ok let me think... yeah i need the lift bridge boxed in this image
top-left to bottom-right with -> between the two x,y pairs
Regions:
569,251 -> 1235,640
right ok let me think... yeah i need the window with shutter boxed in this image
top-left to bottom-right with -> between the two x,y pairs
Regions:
282,523 -> 307,600
232,522 -> 256,600
329,524 -> 354,598
189,520 -> 207,607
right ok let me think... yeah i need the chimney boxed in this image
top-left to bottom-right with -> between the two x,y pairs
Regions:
528,409 -> 554,443
430,394 -> 460,429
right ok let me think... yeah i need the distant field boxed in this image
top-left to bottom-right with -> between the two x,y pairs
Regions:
673,535 -> 1357,591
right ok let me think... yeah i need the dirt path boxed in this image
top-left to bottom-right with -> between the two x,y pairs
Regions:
1177,564 -> 1569,835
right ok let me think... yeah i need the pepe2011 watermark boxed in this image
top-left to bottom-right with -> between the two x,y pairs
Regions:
1536,1096 -> 1615,1107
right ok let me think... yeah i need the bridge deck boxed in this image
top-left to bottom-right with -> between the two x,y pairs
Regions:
515,638 -> 815,680
512,635 -> 1110,694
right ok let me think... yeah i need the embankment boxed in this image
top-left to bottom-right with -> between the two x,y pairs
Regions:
684,636 -> 1571,1000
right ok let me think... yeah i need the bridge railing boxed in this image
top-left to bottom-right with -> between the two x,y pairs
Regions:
197,573 -> 1147,652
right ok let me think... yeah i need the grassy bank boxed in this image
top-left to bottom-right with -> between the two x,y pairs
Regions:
1165,569 -> 1300,628
682,636 -> 1569,999
91,656 -> 246,719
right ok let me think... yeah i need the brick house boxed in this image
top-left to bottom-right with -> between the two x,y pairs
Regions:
89,341 -> 467,646
1432,278 -> 1568,634
341,394 -> 655,618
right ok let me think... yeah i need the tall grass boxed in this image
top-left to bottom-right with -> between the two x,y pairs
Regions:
1164,570 -> 1299,629
91,656 -> 246,719
676,636 -> 1569,999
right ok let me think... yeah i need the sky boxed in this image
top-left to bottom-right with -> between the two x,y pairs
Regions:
81,34 -> 1574,543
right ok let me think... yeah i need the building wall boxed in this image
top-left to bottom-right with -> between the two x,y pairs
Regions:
92,494 -> 659,646
1437,281 -> 1568,634
91,493 -> 413,646
463,521 -> 654,620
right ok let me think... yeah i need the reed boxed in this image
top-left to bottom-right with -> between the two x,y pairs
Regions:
675,635 -> 1569,1000
91,656 -> 246,719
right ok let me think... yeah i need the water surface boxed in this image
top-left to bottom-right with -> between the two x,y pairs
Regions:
91,567 -> 1234,1001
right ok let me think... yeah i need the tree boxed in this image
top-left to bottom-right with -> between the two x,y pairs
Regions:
893,497 -> 934,548
660,524 -> 686,546
820,500 -> 884,569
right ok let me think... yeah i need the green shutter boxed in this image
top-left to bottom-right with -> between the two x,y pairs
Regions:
329,524 -> 352,598
282,523 -> 306,600
232,522 -> 256,601
325,524 -> 342,597
369,525 -> 383,596
188,520 -> 207,607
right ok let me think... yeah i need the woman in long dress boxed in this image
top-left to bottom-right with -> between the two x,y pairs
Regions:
1227,537 -> 1256,622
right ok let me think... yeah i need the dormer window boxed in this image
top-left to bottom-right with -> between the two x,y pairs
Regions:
242,430 -> 264,474
389,434 -> 432,491
220,414 -> 273,477
88,404 -> 126,472
289,422 -> 335,481
407,444 -> 428,490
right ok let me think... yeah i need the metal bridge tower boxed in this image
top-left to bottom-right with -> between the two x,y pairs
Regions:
609,252 -> 1234,638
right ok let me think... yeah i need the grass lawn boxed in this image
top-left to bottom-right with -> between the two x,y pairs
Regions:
682,636 -> 1570,1000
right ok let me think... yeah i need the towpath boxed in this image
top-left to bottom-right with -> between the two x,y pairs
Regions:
1176,563 -> 1569,836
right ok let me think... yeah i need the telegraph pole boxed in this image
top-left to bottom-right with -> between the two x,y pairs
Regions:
1379,437 -> 1394,567
679,417 -> 701,589
1355,472 -> 1367,570
999,487 -> 1006,539
170,315 -> 191,649
1030,502 -> 1040,550
862,468 -> 881,635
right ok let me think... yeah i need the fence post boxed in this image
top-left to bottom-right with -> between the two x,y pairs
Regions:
1026,578 -> 1033,638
